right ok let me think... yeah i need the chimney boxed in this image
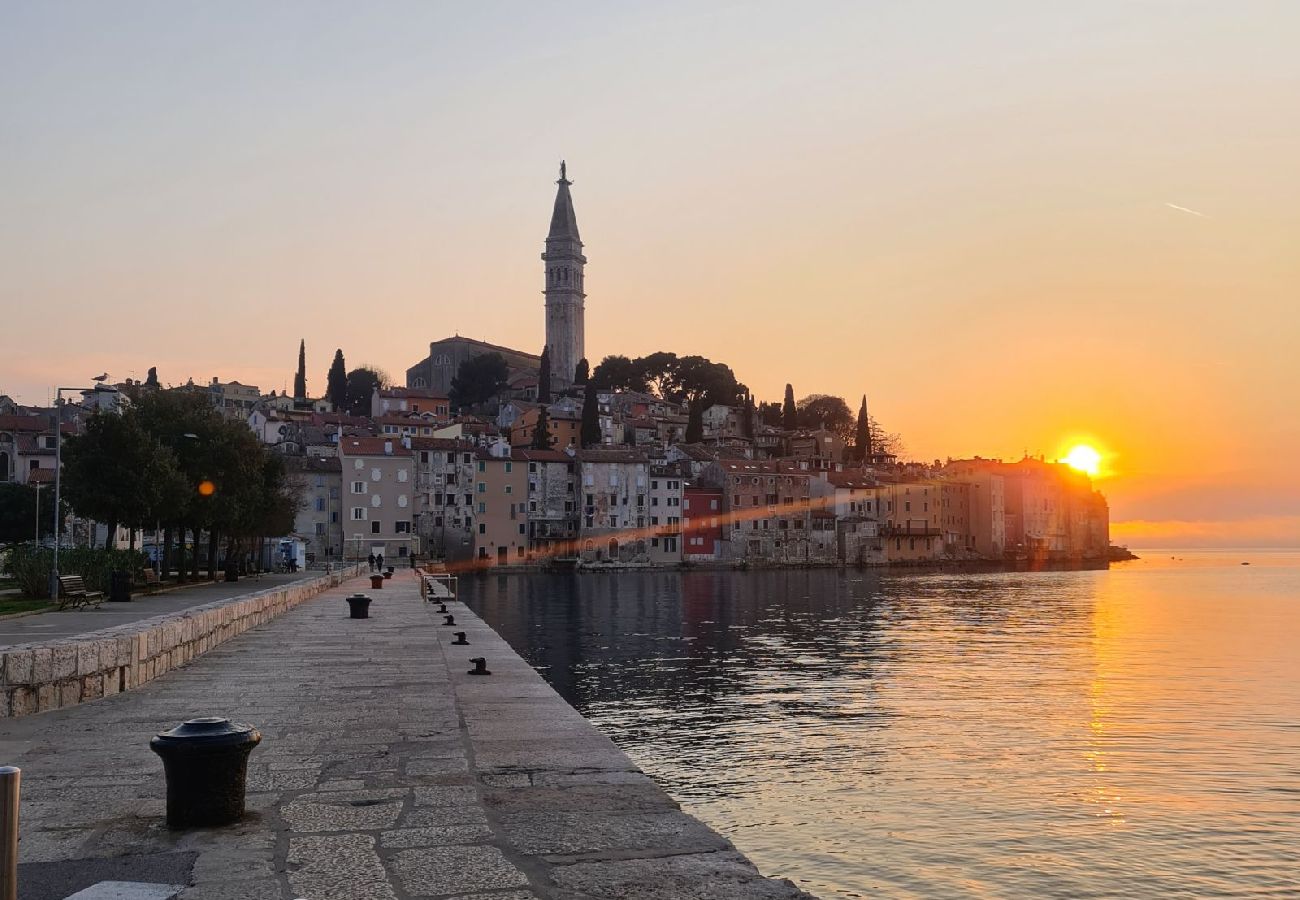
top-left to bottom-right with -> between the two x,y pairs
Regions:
384,440 -> 393,456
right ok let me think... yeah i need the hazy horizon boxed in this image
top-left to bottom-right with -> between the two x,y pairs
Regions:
3,2 -> 1297,548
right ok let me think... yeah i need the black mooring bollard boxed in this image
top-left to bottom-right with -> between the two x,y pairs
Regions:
443,614 -> 455,626
452,631 -> 469,645
437,603 -> 448,613
345,593 -> 372,619
468,657 -> 491,676
150,717 -> 261,828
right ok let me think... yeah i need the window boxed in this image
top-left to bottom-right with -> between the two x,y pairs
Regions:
371,468 -> 382,482
330,512 -> 338,523
518,524 -> 526,535
351,507 -> 366,520
398,469 -> 408,483
315,498 -> 325,512
395,521 -> 411,534
314,523 -> 326,535
478,502 -> 485,514
477,482 -> 486,493
477,461 -> 485,472
371,521 -> 381,534
351,481 -> 366,494
505,485 -> 512,494
478,523 -> 486,534
505,462 -> 512,473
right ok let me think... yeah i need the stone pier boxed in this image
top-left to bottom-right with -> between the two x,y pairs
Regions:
0,571 -> 815,899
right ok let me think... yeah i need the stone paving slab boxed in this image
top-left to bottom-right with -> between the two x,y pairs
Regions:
0,571 -> 816,899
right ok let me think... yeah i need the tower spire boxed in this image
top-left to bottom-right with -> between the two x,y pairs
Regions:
542,160 -> 586,391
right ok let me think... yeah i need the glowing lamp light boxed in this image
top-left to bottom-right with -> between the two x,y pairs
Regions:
197,479 -> 216,497
1062,444 -> 1102,477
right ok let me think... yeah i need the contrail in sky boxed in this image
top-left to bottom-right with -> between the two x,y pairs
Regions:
1165,202 -> 1208,217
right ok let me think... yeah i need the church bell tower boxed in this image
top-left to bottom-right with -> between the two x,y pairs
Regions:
542,161 -> 586,390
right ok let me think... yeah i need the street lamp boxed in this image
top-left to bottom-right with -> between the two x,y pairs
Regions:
50,382 -> 103,600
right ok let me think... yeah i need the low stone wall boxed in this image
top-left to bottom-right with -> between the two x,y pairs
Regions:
0,566 -> 362,718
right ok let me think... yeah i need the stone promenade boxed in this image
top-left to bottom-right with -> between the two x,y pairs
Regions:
0,572 -> 318,647
0,571 -> 814,900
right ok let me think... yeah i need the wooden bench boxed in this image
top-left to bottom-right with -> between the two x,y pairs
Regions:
139,569 -> 162,593
57,575 -> 104,610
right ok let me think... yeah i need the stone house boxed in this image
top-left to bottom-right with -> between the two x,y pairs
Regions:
576,449 -> 649,564
646,466 -> 684,565
517,448 -> 579,560
681,484 -> 724,561
284,456 -> 342,562
700,461 -> 814,565
471,443 -> 530,566
339,437 -> 416,563
410,437 -> 478,564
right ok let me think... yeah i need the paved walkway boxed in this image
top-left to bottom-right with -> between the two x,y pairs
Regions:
0,571 -> 812,900
0,572 -> 317,648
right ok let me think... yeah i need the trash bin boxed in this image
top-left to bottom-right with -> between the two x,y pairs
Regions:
108,570 -> 132,603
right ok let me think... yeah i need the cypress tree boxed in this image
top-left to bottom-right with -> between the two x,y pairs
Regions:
538,346 -> 552,403
326,350 -> 348,410
854,395 -> 871,462
580,382 -> 601,448
531,408 -> 554,449
574,358 -> 590,385
685,401 -> 704,443
294,339 -> 307,399
742,392 -> 756,439
782,384 -> 797,430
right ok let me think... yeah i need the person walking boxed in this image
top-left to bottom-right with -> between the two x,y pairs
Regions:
367,552 -> 376,572
376,553 -> 384,572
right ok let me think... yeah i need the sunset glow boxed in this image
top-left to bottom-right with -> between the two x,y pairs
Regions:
1064,445 -> 1103,477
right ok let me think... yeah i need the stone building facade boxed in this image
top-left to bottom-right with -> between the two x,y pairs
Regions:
339,437 -> 415,562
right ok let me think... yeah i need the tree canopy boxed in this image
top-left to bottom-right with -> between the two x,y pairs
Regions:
63,389 -> 302,556
344,366 -> 389,416
0,483 -> 61,549
449,353 -> 510,410
326,350 -> 348,409
591,352 -> 746,409
782,385 -> 798,430
796,394 -> 854,440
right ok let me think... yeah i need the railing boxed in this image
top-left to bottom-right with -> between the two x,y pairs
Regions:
420,573 -> 458,601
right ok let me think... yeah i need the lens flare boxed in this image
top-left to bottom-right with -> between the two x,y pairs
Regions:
197,479 -> 216,497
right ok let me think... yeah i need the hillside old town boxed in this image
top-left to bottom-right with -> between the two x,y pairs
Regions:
2,164 -> 1110,572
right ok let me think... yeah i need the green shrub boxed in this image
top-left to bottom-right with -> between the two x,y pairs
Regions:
6,545 -> 147,600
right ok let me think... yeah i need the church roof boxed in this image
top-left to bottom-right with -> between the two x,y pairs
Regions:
547,162 -> 581,242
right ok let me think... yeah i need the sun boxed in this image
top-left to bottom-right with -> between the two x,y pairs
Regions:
1062,444 -> 1102,477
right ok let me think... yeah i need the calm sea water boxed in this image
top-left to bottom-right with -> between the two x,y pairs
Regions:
461,551 -> 1300,899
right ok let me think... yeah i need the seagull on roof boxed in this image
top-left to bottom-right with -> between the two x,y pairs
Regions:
92,373 -> 109,382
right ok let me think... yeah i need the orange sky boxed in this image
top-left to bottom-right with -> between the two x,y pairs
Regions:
2,3 -> 1297,547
